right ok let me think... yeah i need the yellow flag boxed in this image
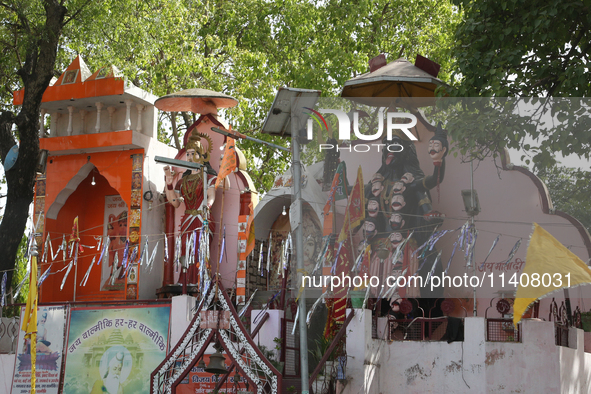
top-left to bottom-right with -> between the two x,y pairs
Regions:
21,253 -> 38,394
514,223 -> 591,326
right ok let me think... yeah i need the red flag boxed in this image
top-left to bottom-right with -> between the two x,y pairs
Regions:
338,166 -> 365,242
215,135 -> 237,190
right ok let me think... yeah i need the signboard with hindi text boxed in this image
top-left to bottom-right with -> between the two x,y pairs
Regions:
63,305 -> 170,394
11,306 -> 67,394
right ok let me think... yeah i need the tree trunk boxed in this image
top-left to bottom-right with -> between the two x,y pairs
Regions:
0,0 -> 67,286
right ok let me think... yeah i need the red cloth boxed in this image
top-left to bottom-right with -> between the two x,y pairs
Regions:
176,172 -> 216,284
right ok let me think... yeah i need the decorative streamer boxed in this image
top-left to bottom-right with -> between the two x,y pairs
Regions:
466,230 -> 478,268
306,293 -> 326,327
121,240 -> 130,271
444,239 -> 460,274
174,235 -> 182,273
479,235 -> 501,270
284,233 -> 292,271
147,241 -> 159,270
313,236 -> 331,275
360,284 -> 372,317
38,267 -> 51,287
352,240 -> 367,273
139,237 -> 148,266
266,233 -> 272,272
124,246 -> 138,277
279,240 -> 285,277
383,268 -> 408,303
192,230 -> 198,267
504,238 -> 522,265
391,231 -> 414,267
61,252 -> 76,290
1,272 -> 6,307
14,275 -> 28,299
42,234 -> 50,263
80,256 -> 97,286
291,305 -> 299,336
110,252 -> 120,285
425,250 -> 443,287
97,237 -> 109,267
331,241 -> 344,275
218,227 -> 226,266
259,243 -> 264,276
164,233 -> 169,264
238,289 -> 258,318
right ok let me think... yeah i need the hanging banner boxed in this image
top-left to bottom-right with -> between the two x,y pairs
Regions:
102,195 -> 128,291
176,355 -> 248,394
11,306 -> 67,394
63,305 -> 170,394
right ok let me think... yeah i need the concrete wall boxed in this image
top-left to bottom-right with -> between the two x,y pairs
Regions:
344,309 -> 591,394
0,354 -> 16,394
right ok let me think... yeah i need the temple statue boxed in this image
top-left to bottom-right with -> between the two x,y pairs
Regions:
164,128 -> 217,285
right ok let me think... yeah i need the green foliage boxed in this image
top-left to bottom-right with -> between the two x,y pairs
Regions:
12,233 -> 29,304
448,0 -> 591,169
57,0 -> 459,193
535,165 -> 591,234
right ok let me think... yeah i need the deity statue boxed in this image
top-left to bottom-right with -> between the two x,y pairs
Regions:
164,129 -> 217,284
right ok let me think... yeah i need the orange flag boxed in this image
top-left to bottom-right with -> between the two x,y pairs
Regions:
338,166 -> 365,242
245,201 -> 256,255
215,136 -> 237,190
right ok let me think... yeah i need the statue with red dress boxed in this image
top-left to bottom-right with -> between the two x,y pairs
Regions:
164,129 -> 217,285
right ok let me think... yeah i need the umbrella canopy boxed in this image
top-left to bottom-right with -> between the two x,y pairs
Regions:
341,58 -> 446,107
155,88 -> 238,114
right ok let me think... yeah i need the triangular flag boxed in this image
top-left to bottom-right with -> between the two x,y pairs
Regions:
215,135 -> 237,189
338,165 -> 364,242
514,223 -> 591,326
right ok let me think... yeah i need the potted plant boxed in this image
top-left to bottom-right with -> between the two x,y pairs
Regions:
310,336 -> 339,377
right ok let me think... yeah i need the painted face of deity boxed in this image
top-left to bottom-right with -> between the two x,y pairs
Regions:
186,148 -> 201,164
390,194 -> 406,211
389,213 -> 405,230
363,220 -> 377,239
367,198 -> 380,217
428,139 -> 447,162
392,181 -> 406,194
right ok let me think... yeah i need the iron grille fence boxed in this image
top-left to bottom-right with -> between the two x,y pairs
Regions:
387,316 -> 451,341
555,324 -> 569,347
486,319 -> 521,342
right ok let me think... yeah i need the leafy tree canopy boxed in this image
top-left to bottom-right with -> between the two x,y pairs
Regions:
447,0 -> 591,168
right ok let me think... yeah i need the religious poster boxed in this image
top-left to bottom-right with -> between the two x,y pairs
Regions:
11,306 -> 67,394
102,195 -> 128,291
176,355 -> 248,394
63,305 -> 170,394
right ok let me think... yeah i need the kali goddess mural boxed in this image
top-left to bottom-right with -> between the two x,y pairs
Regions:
362,124 -> 448,298
164,129 -> 217,284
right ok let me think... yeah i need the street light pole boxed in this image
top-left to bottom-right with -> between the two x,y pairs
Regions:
291,129 -> 309,394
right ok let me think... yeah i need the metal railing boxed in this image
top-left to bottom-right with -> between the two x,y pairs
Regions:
387,316 -> 451,341
486,319 -> 521,342
555,324 -> 569,347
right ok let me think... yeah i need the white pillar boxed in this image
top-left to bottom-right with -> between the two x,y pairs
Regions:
107,106 -> 116,131
67,106 -> 74,136
79,110 -> 87,134
39,109 -> 46,138
50,112 -> 59,137
136,104 -> 145,133
124,100 -> 133,130
95,102 -> 103,133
